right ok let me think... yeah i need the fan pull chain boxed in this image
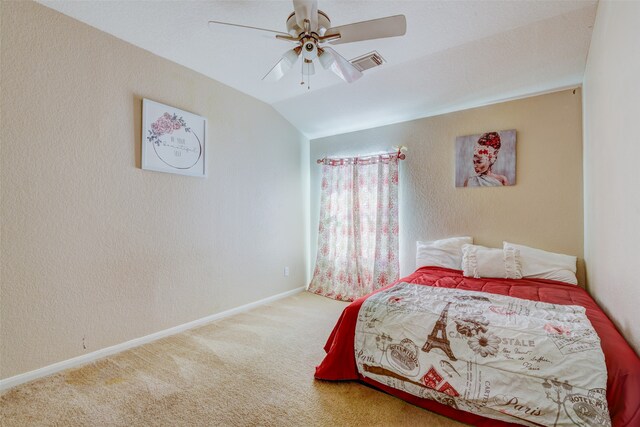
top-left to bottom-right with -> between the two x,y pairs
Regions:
300,60 -> 311,90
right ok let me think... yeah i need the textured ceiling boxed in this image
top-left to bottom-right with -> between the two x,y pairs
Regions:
38,0 -> 597,139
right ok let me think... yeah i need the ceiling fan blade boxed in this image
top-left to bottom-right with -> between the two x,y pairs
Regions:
292,0 -> 318,32
321,47 -> 362,83
324,15 -> 407,45
262,49 -> 300,82
208,20 -> 289,37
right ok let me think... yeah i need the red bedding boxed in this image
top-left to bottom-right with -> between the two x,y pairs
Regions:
315,267 -> 640,426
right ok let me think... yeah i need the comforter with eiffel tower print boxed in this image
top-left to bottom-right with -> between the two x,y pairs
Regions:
355,282 -> 610,427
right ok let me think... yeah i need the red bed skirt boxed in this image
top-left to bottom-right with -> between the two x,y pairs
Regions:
315,267 -> 640,426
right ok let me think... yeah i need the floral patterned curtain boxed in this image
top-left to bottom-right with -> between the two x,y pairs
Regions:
308,153 -> 400,301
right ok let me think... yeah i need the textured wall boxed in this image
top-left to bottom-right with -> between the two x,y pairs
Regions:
310,89 -> 584,284
1,1 -> 308,379
583,1 -> 640,354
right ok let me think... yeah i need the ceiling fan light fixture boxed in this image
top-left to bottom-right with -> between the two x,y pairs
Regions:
262,48 -> 301,81
301,38 -> 318,61
210,0 -> 406,85
303,59 -> 316,76
318,49 -> 335,69
283,48 -> 300,66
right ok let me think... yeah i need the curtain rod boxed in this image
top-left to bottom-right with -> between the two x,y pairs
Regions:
316,146 -> 407,165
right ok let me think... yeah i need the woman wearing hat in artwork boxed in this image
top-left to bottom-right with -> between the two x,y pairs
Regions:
464,132 -> 509,187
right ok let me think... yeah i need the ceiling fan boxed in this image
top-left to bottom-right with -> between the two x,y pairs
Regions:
208,0 -> 406,84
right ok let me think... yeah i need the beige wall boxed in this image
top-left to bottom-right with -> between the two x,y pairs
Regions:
1,1 -> 308,379
583,1 -> 640,354
310,90 -> 584,284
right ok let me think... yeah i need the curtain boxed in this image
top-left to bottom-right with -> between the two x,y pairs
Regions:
308,153 -> 400,301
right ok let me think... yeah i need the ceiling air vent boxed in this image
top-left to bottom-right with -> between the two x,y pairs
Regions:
350,51 -> 386,72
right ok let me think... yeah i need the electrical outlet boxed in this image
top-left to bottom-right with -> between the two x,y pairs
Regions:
284,267 -> 290,277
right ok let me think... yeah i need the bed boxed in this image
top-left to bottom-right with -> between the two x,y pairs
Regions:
315,266 -> 640,426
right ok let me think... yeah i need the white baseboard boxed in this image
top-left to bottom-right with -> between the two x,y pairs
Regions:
0,286 -> 305,392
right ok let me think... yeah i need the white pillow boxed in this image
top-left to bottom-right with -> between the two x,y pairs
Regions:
416,237 -> 472,270
461,244 -> 522,279
503,242 -> 577,285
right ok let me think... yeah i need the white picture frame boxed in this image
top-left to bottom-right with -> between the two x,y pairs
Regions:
142,98 -> 207,177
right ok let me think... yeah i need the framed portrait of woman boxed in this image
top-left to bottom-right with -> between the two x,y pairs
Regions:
455,129 -> 516,187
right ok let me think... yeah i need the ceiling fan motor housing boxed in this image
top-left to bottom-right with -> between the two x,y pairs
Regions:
286,10 -> 331,36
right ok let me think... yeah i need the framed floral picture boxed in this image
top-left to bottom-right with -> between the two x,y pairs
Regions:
455,129 -> 516,187
142,99 -> 207,177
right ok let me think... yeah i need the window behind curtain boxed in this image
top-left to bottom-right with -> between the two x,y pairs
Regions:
308,153 -> 400,301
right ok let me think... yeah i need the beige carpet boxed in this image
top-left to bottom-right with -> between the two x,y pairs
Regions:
1,291 -> 466,426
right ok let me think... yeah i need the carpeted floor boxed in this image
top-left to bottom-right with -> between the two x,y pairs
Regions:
1,291 -> 466,426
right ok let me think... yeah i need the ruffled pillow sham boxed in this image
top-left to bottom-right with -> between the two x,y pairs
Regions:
461,244 -> 522,279
503,242 -> 577,285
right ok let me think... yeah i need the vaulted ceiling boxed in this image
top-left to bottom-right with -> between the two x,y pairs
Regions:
39,0 -> 597,139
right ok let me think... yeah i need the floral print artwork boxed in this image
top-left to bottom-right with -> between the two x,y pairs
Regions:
147,112 -> 191,146
308,155 -> 400,301
141,99 -> 206,177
